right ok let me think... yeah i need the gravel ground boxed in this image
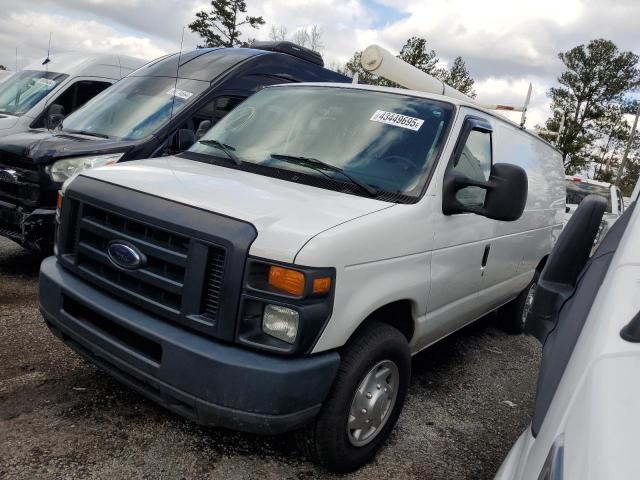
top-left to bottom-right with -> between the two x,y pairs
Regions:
0,237 -> 541,480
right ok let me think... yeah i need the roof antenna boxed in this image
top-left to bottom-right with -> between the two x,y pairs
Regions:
15,47 -> 18,71
519,83 -> 532,128
42,32 -> 52,66
169,26 -> 186,123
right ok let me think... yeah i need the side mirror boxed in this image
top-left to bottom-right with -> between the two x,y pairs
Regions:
46,104 -> 65,130
196,120 -> 212,140
443,163 -> 528,221
525,195 -> 607,343
176,128 -> 196,152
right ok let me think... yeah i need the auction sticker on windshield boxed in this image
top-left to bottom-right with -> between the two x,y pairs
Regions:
166,88 -> 193,100
370,110 -> 424,131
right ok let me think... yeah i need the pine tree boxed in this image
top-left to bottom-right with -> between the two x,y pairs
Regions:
542,39 -> 640,173
441,57 -> 476,98
343,37 -> 475,94
397,37 -> 439,76
189,0 -> 265,48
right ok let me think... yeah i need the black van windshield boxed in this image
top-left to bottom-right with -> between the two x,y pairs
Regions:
61,76 -> 208,140
566,179 -> 612,213
0,70 -> 68,116
189,86 -> 453,199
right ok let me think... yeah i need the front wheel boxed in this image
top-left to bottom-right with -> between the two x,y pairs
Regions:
497,271 -> 539,334
296,322 -> 410,473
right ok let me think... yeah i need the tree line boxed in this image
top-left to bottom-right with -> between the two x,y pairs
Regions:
540,39 -> 639,194
189,1 -> 639,194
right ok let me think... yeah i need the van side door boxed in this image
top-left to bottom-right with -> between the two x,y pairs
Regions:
478,121 -> 565,314
420,108 -> 496,349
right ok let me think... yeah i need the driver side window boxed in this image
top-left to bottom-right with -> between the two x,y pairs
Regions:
452,129 -> 492,206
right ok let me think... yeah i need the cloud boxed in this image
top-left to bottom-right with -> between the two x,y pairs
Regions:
0,0 -> 637,129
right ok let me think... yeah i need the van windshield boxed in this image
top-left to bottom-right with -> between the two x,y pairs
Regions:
61,76 -> 209,140
566,179 -> 612,213
190,86 -> 453,199
0,70 -> 68,116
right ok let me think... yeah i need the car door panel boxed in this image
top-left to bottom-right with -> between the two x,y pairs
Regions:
420,107 -> 495,350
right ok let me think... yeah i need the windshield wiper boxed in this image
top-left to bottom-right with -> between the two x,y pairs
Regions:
64,129 -> 110,139
270,153 -> 377,196
198,139 -> 241,166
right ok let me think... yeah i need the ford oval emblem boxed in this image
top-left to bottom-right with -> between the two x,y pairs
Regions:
107,240 -> 146,270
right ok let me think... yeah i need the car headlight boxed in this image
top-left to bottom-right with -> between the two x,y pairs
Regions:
47,153 -> 124,182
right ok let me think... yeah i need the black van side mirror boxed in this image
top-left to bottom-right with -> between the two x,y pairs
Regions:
46,104 -> 65,130
176,128 -> 196,152
443,162 -> 528,221
525,195 -> 607,343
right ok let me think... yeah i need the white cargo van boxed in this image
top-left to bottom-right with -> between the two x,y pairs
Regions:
0,52 -> 145,137
40,58 -> 565,472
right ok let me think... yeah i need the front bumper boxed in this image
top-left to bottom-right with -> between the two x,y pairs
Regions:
0,199 -> 55,252
39,257 -> 340,434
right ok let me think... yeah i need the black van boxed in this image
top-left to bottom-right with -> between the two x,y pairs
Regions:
0,43 -> 349,252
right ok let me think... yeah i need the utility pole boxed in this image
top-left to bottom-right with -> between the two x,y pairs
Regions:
614,103 -> 640,186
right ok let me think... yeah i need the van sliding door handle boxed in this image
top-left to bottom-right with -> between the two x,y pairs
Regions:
481,244 -> 491,268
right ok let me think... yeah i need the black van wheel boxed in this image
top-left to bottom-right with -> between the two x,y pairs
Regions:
498,271 -> 540,334
296,321 -> 410,473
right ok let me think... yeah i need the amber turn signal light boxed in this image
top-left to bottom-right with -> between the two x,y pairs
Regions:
268,266 -> 305,296
56,191 -> 63,211
312,277 -> 332,294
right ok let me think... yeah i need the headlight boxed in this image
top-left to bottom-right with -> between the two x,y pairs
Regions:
236,258 -> 335,354
263,304 -> 299,343
47,153 -> 124,182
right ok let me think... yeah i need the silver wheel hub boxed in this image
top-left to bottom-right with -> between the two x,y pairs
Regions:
347,359 -> 399,447
522,282 -> 537,327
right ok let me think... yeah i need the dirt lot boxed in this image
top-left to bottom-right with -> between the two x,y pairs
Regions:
0,237 -> 541,479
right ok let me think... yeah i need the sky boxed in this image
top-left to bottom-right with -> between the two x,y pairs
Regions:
0,0 -> 638,128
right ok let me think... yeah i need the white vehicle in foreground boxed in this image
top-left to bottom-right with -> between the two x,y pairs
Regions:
495,181 -> 640,480
565,175 -> 625,245
0,52 -> 145,136
41,58 -> 564,472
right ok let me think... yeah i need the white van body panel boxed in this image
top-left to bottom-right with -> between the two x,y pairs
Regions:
0,52 -> 146,137
495,196 -> 640,480
81,156 -> 392,263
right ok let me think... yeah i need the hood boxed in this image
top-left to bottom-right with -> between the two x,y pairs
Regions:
78,156 -> 393,263
0,129 -> 136,165
0,114 -> 19,131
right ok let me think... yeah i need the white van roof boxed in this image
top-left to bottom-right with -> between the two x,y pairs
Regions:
23,52 -> 147,80
277,82 -> 561,152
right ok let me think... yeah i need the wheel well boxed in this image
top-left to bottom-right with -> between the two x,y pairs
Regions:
354,300 -> 415,343
536,255 -> 549,273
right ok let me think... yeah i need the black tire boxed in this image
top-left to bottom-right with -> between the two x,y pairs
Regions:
497,271 -> 539,334
296,321 -> 410,473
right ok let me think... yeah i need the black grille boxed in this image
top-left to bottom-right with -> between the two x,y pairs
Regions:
65,200 -> 228,335
202,248 -> 226,321
0,151 -> 45,206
